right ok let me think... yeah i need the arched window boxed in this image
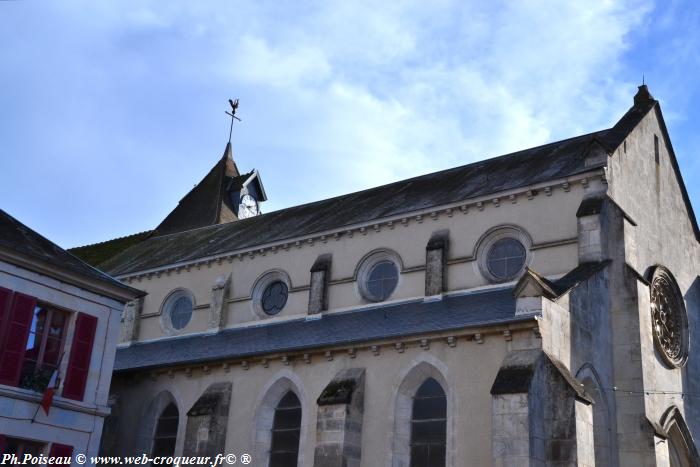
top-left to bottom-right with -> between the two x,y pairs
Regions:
270,391 -> 301,467
660,406 -> 699,467
151,403 -> 178,462
410,378 -> 446,467
576,366 -> 612,467
669,424 -> 692,467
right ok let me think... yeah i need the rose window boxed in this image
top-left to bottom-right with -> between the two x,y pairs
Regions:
650,267 -> 688,368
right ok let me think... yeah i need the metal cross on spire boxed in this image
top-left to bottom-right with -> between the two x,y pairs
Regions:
225,98 -> 242,144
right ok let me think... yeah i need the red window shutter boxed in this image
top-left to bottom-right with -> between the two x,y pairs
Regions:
0,287 -> 13,352
0,292 -> 36,386
62,313 -> 97,401
49,442 -> 74,458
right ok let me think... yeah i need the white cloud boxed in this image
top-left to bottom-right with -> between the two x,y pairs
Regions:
0,0 -> 657,246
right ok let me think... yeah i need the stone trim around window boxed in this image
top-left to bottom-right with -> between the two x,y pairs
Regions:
251,269 -> 292,319
475,225 -> 533,284
391,358 -> 455,467
252,371 -> 309,467
355,248 -> 404,303
159,289 -> 195,336
649,266 -> 689,368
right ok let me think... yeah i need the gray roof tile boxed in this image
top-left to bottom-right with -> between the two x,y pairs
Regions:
115,286 -> 525,372
101,129 -> 610,276
0,209 -> 142,297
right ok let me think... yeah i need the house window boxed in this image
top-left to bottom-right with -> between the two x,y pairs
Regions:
19,305 -> 69,392
151,403 -> 178,463
410,378 -> 446,467
270,391 -> 301,467
0,435 -> 46,457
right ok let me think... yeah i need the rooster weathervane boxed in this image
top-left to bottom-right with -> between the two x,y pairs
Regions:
225,98 -> 241,144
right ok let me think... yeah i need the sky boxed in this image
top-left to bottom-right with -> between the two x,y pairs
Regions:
1,0 -> 699,249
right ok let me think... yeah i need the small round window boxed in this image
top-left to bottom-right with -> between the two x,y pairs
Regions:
357,250 -> 402,303
486,237 -> 526,281
366,260 -> 399,302
261,281 -> 289,315
162,290 -> 194,331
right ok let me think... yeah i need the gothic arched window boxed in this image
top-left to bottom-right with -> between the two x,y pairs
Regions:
410,378 -> 446,467
151,403 -> 178,462
270,391 -> 301,467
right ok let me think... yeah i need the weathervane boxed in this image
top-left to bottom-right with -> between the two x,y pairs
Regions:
225,98 -> 241,144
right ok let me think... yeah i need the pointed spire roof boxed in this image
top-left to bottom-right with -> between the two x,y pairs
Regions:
154,143 -> 242,236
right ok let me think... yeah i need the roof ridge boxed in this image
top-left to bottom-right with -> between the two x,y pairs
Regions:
0,209 -> 142,296
145,128 -> 611,241
69,230 -> 155,251
100,127 -> 612,275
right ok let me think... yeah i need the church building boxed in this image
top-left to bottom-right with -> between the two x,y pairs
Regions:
74,86 -> 700,466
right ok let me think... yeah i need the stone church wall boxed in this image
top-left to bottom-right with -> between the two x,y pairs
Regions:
108,327 -> 538,466
606,108 -> 700,462
118,178 -> 603,346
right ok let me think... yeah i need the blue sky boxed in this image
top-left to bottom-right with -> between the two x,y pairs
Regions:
1,1 -> 699,248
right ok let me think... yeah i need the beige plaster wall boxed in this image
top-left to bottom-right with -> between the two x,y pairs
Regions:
124,177 -> 603,344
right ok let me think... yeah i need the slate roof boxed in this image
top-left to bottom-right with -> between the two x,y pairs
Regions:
100,129 -> 611,277
0,209 -> 142,297
155,142 -> 240,236
114,286 -> 523,372
91,86 -> 700,276
519,261 -> 611,299
69,230 -> 154,268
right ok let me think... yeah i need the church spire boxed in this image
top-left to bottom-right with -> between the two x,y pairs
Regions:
152,100 -> 266,236
222,141 -> 240,178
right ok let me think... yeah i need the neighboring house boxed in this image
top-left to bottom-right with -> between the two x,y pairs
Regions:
76,86 -> 699,466
0,210 -> 143,460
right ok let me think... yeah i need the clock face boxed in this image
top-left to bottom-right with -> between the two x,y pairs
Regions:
238,194 -> 259,219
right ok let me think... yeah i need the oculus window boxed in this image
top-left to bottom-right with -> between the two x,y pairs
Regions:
161,290 -> 194,332
476,226 -> 532,283
410,378 -> 446,467
486,237 -> 526,281
252,270 -> 292,318
367,260 -> 399,302
262,281 -> 289,315
269,391 -> 301,467
357,249 -> 402,302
